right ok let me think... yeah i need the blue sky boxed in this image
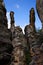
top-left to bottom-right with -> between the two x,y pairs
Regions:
4,0 -> 42,31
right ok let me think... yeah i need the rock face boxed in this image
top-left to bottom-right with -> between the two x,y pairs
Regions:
24,8 -> 36,61
36,0 -> 43,65
36,0 -> 43,29
0,0 -> 7,27
25,8 -> 43,65
10,10 -> 27,65
11,26 -> 27,65
36,0 -> 43,22
0,0 -> 13,65
0,0 -> 43,65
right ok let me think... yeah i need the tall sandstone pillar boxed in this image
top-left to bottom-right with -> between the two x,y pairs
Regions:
10,11 -> 15,33
25,8 -> 38,65
24,8 -> 36,58
10,11 -> 15,41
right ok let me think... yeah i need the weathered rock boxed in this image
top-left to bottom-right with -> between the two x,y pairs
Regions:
0,0 -> 13,65
0,0 -> 43,65
0,27 -> 13,65
11,26 -> 27,65
25,7 -> 43,65
36,0 -> 43,22
10,11 -> 15,25
24,8 -> 43,65
24,8 -> 36,54
40,43 -> 43,52
0,0 -> 7,28
36,0 -> 43,30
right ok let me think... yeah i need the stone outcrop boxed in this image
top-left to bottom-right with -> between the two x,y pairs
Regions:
24,8 -> 36,62
0,0 -> 43,65
0,0 -> 7,27
36,0 -> 43,65
0,0 -> 13,65
10,25 -> 27,65
10,10 -> 28,65
36,0 -> 43,30
25,7 -> 43,65
36,0 -> 43,22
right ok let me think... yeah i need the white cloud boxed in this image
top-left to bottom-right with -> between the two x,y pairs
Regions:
22,27 -> 24,34
6,12 -> 11,29
15,4 -> 20,9
8,20 -> 11,29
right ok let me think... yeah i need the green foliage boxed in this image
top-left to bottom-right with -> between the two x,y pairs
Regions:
25,48 -> 31,65
37,29 -> 42,33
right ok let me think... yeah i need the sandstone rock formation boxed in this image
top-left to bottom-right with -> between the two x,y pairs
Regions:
0,1 -> 13,65
36,0 -> 43,30
10,25 -> 27,65
0,0 -> 43,65
24,8 -> 36,60
36,0 -> 43,22
10,10 -> 28,65
24,7 -> 43,65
